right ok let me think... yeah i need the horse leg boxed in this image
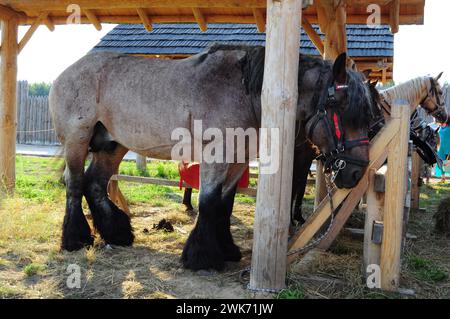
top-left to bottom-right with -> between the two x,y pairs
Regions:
216,163 -> 248,262
61,145 -> 94,251
291,146 -> 316,225
182,163 -> 232,271
182,188 -> 195,213
84,144 -> 134,246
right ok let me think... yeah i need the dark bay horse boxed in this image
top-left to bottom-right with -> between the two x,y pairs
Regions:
50,45 -> 374,270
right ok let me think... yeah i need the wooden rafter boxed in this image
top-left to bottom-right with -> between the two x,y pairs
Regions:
390,0 -> 400,33
43,15 -> 55,31
252,8 -> 265,33
84,9 -> 102,31
0,4 -> 24,21
136,8 -> 152,32
301,17 -> 324,56
192,7 -> 207,32
18,12 -> 48,53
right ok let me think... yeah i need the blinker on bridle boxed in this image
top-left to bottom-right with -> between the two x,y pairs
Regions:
306,74 -> 370,181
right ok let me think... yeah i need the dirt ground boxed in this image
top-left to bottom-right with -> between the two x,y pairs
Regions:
1,156 -> 449,299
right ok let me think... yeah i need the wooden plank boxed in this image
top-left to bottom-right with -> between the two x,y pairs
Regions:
136,8 -> 152,32
380,101 -> 410,292
0,19 -> 18,193
192,7 -> 207,32
287,119 -> 400,263
135,154 -> 147,172
410,149 -> 421,211
84,9 -> 102,31
363,169 -> 385,274
249,0 -> 302,292
110,174 -> 258,197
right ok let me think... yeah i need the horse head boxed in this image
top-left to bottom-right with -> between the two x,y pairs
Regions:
420,73 -> 448,124
304,53 -> 374,189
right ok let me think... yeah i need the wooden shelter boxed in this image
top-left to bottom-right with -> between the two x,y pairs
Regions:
0,0 -> 425,293
92,23 -> 395,83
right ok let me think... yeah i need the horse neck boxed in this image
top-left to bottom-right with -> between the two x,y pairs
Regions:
381,77 -> 428,115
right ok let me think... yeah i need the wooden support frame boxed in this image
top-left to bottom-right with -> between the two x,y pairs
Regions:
137,8 -> 153,32
18,12 -> 48,53
301,17 -> 324,56
288,116 -> 401,264
249,0 -> 302,292
252,8 -> 265,33
84,9 -> 102,31
410,149 -> 421,211
43,16 -> 55,31
390,0 -> 400,34
380,101 -> 410,292
0,17 -> 18,193
192,7 -> 207,32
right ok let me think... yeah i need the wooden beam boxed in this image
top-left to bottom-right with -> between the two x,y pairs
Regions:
43,16 -> 55,31
18,12 -> 48,53
0,4 -> 24,21
3,0 -> 269,11
192,7 -> 207,32
380,101 -> 410,292
84,9 -> 102,31
288,118 -> 401,263
19,14 -> 423,26
301,17 -> 324,56
252,8 -> 265,33
0,18 -> 18,193
249,0 -> 302,292
136,8 -> 153,32
389,0 -> 400,33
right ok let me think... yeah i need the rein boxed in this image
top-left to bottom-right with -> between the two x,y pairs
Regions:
305,71 -> 370,180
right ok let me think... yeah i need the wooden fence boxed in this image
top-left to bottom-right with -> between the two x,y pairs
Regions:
16,81 -> 59,145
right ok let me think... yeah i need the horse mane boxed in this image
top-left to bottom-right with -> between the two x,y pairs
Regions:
381,77 -> 429,107
205,43 -> 373,129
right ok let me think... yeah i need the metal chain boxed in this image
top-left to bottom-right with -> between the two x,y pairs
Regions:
243,172 -> 337,294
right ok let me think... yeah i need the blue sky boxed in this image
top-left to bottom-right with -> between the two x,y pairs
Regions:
16,0 -> 449,84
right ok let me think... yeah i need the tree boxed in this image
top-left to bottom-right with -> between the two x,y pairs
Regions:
28,82 -> 52,96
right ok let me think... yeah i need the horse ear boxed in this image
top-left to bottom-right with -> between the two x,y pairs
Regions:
435,72 -> 444,81
362,69 -> 372,80
333,52 -> 347,84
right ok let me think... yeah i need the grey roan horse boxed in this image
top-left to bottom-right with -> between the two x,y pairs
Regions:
50,44 -> 374,271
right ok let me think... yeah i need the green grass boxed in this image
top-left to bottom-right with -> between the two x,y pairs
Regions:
23,262 -> 47,276
407,255 -> 448,283
277,288 -> 305,299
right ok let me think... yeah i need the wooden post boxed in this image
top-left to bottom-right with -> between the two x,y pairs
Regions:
136,154 -> 148,173
363,168 -> 384,274
380,101 -> 410,292
410,149 -> 421,211
249,0 -> 302,292
0,17 -> 19,193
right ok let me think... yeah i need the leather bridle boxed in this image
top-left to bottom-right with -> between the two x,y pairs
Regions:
305,71 -> 370,179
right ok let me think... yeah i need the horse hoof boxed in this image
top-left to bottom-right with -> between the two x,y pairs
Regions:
98,206 -> 134,247
222,243 -> 242,262
61,233 -> 94,252
181,232 -> 225,271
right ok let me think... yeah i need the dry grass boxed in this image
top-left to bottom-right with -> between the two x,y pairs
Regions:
1,156 -> 449,299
